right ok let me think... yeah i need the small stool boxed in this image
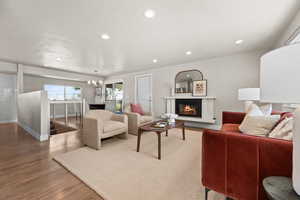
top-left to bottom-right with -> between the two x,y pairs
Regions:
263,176 -> 300,200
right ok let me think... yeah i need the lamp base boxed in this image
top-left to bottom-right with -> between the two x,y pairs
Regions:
244,101 -> 254,112
293,107 -> 300,195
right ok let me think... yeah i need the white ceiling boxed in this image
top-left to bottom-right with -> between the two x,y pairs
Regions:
0,0 -> 299,77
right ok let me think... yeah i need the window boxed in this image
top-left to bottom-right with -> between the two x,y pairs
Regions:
44,85 -> 81,101
105,84 -> 114,101
105,82 -> 123,112
65,86 -> 81,100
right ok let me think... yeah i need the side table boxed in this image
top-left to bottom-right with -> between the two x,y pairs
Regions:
263,176 -> 300,200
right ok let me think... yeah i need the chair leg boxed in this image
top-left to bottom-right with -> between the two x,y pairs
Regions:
205,188 -> 210,200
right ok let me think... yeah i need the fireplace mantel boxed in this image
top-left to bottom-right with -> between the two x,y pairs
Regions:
164,96 -> 216,100
164,96 -> 216,124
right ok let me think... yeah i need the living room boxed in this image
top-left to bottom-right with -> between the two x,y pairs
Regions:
0,1 -> 300,200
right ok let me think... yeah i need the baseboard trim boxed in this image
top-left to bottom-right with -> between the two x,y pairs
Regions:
18,122 -> 44,141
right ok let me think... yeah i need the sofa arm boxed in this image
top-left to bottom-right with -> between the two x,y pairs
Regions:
125,112 -> 140,124
143,111 -> 153,116
125,112 -> 141,135
202,129 -> 227,194
222,111 -> 246,124
83,117 -> 103,150
202,129 -> 293,200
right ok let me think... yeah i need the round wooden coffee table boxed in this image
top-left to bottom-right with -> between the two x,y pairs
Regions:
136,120 -> 185,160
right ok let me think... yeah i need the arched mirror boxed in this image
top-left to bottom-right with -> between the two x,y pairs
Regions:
175,70 -> 203,93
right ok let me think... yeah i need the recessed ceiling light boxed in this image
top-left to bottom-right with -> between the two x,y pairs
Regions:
144,9 -> 156,18
101,34 -> 110,40
153,59 -> 158,63
56,57 -> 61,61
235,40 -> 244,45
186,51 -> 192,55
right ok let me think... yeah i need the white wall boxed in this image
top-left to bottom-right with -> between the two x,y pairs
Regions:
18,91 -> 49,141
106,51 -> 264,129
275,10 -> 300,48
0,73 -> 17,123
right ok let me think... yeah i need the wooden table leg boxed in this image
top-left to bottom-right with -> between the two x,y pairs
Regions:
182,126 -> 185,140
137,129 -> 142,152
165,129 -> 168,137
157,132 -> 161,160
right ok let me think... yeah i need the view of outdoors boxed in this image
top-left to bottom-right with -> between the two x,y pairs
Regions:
105,82 -> 123,112
44,85 -> 81,101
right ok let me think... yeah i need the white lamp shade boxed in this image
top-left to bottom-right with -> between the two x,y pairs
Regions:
261,43 -> 300,103
238,88 -> 260,101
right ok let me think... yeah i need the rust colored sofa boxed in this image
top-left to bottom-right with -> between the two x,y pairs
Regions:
202,111 -> 293,200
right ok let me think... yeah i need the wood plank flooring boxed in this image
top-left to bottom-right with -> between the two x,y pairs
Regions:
0,120 -> 202,200
0,122 -> 103,200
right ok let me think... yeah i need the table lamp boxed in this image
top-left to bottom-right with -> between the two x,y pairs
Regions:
238,88 -> 260,112
260,43 -> 300,195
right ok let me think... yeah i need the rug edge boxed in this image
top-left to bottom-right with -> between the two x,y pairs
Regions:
53,155 -> 112,200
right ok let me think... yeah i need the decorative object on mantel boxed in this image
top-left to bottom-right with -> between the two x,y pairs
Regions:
192,80 -> 207,97
175,70 -> 203,94
238,88 -> 260,112
260,43 -> 300,195
161,113 -> 178,124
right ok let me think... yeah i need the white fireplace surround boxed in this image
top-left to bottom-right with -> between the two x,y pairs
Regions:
164,96 -> 216,123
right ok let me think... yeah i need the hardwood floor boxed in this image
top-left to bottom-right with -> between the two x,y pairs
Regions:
0,123 -> 103,200
0,120 -> 202,200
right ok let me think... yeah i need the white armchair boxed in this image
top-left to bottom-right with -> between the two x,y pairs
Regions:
82,110 -> 128,150
124,104 -> 154,135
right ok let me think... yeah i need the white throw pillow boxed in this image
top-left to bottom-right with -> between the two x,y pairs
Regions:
269,117 -> 293,140
239,115 -> 280,136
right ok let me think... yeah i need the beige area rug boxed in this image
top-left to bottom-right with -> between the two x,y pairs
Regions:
54,129 -> 224,200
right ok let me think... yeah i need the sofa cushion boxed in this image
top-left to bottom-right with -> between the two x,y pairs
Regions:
104,121 -> 126,133
221,123 -> 241,133
140,115 -> 152,124
131,104 -> 144,115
